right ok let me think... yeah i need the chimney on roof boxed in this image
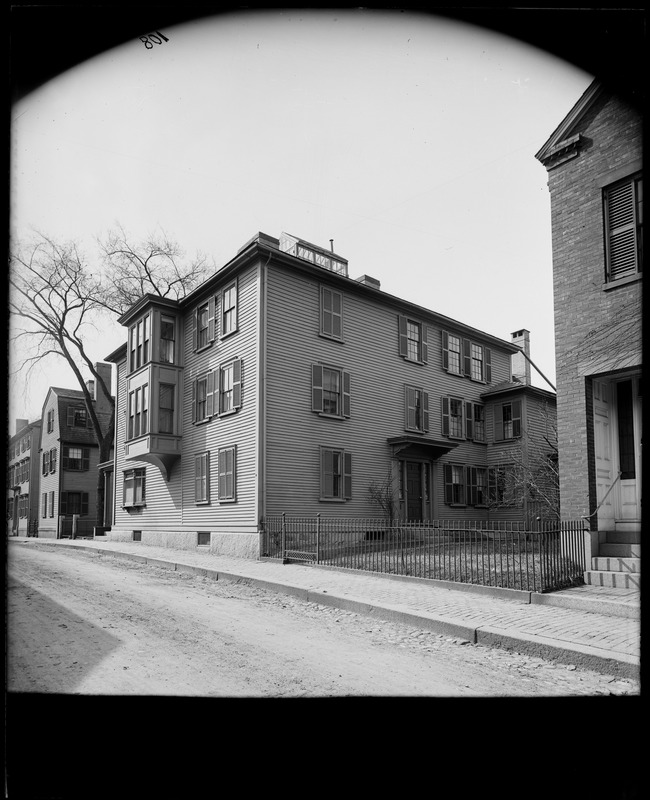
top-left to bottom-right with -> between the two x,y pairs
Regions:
355,275 -> 381,290
86,379 -> 96,400
511,329 -> 531,385
15,419 -> 28,434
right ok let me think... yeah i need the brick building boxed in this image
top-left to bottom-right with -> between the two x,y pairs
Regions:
7,418 -> 42,535
103,231 -> 557,557
536,81 -> 642,572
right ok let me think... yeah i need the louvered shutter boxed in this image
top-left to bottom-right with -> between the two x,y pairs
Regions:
321,448 -> 332,497
344,452 -> 352,499
443,464 -> 453,504
421,325 -> 428,363
606,179 -> 638,280
463,339 -> 471,377
50,449 -> 56,473
512,400 -> 522,438
466,402 -> 474,439
232,359 -> 242,410
81,448 -> 90,471
342,371 -> 351,418
206,371 -> 215,417
208,296 -> 216,343
398,315 -> 408,357
192,308 -> 198,351
405,387 -> 416,429
312,365 -> 323,412
441,331 -> 449,371
422,391 -> 429,432
191,380 -> 197,423
67,408 -> 74,426
441,397 -> 450,436
494,405 -> 504,441
60,493 -> 68,515
485,348 -> 492,383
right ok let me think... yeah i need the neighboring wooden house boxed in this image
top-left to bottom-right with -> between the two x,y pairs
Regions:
104,231 -> 557,557
37,365 -> 113,538
6,418 -> 42,535
536,79 -> 642,587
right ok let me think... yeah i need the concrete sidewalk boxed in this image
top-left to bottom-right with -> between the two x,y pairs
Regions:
9,536 -> 640,680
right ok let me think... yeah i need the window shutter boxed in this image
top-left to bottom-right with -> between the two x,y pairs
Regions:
342,371 -> 351,418
468,468 -> 477,506
60,493 -> 68,515
320,287 -> 331,336
463,339 -> 471,377
443,464 -> 452,504
332,291 -> 342,338
208,296 -> 216,343
43,452 -> 48,475
312,365 -> 323,412
441,397 -> 450,436
606,179 -> 637,280
466,402 -> 474,439
398,315 -> 408,357
405,386 -> 416,429
494,405 -> 504,441
82,448 -> 90,471
61,449 -> 68,470
192,308 -> 198,351
422,391 -> 429,432
512,400 -> 522,438
206,371 -> 215,417
485,348 -> 492,383
50,449 -> 56,473
67,407 -> 74,426
191,380 -> 197,423
421,325 -> 428,363
81,493 -> 89,516
320,448 -> 332,497
233,359 -> 242,409
344,452 -> 352,499
49,491 -> 54,517
42,493 -> 47,518
195,455 -> 202,502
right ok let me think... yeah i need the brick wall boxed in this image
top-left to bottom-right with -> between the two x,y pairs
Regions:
546,91 -> 642,520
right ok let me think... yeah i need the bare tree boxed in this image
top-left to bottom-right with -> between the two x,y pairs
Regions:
96,224 -> 213,315
368,466 -> 399,524
9,227 -> 211,526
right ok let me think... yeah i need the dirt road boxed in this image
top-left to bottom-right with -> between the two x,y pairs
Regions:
7,543 -> 638,697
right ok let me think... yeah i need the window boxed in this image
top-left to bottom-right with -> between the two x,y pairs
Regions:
467,467 -> 488,506
129,314 -> 150,372
128,385 -> 149,439
465,402 -> 485,442
495,401 -> 522,440
320,286 -> 343,340
320,447 -> 352,501
49,490 -> 54,517
132,530 -> 142,542
197,531 -> 211,546
443,464 -> 465,505
60,492 -> 89,516
22,457 -> 30,483
221,282 -> 238,336
489,465 -> 519,505
195,452 -> 210,503
442,397 -> 464,439
62,446 -> 89,471
442,332 -> 491,382
193,298 -> 215,351
160,316 -> 175,364
604,174 -> 643,283
192,372 -> 216,423
47,409 -> 54,432
123,468 -> 146,507
219,360 -> 242,415
405,386 -> 429,432
158,383 -> 175,433
312,365 -> 351,418
217,446 -> 236,502
398,316 -> 428,363
42,492 -> 47,518
67,407 -> 88,427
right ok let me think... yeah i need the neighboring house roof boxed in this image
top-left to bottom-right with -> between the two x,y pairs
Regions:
481,380 -> 556,403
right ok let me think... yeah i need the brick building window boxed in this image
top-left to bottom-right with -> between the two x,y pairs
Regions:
604,173 -> 643,283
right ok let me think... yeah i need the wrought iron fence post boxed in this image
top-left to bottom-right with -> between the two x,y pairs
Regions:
281,513 -> 286,561
316,513 -> 321,564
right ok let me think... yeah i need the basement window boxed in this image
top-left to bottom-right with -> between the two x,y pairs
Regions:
197,531 -> 211,547
132,530 -> 142,542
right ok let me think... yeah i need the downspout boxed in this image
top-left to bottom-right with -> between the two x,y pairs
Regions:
256,252 -> 270,555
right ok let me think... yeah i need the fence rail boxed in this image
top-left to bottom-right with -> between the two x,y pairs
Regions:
260,516 -> 588,593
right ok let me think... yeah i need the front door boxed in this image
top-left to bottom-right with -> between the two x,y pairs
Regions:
406,462 -> 423,521
614,377 -> 642,524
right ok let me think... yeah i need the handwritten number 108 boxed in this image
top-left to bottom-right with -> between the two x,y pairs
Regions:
140,32 -> 169,49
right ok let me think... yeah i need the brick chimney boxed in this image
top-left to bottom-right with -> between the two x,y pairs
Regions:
92,362 -> 113,415
511,329 -> 531,385
15,418 -> 28,434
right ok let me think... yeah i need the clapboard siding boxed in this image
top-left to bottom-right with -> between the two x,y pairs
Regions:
180,261 -> 259,529
264,262 -> 515,519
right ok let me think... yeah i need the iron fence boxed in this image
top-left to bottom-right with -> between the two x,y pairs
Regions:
260,516 -> 588,593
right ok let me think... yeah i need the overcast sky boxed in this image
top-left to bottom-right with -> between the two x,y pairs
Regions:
9,8 -> 593,424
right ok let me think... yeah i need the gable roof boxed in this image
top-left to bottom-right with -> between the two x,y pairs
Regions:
535,80 -> 607,168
